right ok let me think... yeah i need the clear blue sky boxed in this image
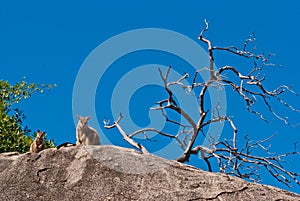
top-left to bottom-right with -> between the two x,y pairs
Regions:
1,0 -> 300,194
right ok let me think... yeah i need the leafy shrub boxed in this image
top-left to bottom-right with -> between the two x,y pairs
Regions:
0,80 -> 56,153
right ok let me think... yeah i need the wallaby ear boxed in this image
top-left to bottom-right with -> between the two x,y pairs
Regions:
86,116 -> 91,121
77,114 -> 82,120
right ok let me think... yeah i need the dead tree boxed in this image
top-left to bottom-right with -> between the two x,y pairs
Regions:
104,20 -> 300,188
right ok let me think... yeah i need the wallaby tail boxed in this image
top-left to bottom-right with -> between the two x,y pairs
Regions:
56,142 -> 76,149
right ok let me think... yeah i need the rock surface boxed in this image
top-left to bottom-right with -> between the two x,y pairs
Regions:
0,145 -> 299,201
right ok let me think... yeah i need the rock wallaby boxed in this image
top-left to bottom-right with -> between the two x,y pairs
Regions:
76,115 -> 101,145
30,130 -> 46,153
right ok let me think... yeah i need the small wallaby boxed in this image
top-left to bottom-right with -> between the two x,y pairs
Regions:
76,115 -> 101,145
30,130 -> 46,153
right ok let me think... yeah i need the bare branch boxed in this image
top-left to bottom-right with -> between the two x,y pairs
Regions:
104,113 -> 149,154
128,128 -> 175,139
198,19 -> 217,80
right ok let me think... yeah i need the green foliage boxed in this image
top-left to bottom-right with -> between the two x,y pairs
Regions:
0,80 -> 56,153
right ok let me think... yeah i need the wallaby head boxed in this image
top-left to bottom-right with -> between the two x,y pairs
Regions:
36,130 -> 46,142
77,115 -> 91,128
